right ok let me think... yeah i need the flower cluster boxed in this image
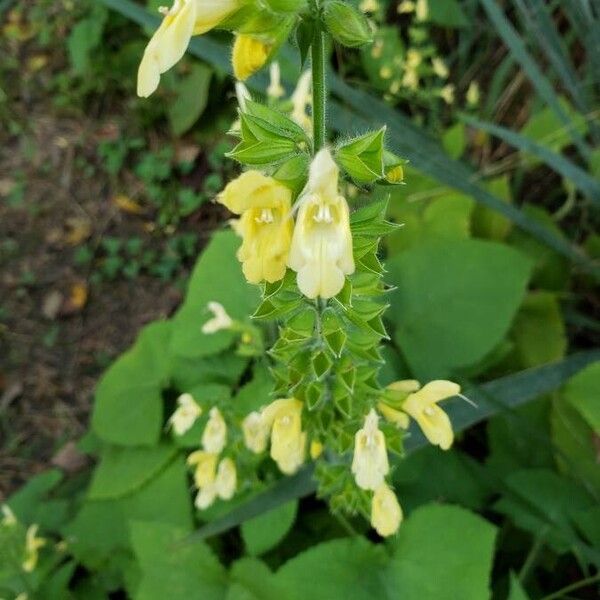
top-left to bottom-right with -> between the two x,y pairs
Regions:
218,148 -> 354,300
139,0 -> 465,539
1,504 -> 47,574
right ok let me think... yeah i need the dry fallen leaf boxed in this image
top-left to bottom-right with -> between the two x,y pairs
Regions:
61,281 -> 88,315
0,178 -> 15,197
113,194 -> 145,215
65,217 -> 92,246
51,441 -> 89,473
176,143 -> 201,164
28,54 -> 48,71
42,290 -> 63,320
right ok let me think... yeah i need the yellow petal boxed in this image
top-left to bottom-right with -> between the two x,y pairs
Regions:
232,34 -> 271,81
371,484 -> 402,537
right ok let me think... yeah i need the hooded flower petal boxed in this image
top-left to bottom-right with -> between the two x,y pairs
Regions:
187,450 -> 218,488
402,380 -> 459,450
202,301 -> 233,334
262,398 -> 306,475
169,392 -> 202,435
215,458 -> 237,499
137,0 -> 238,97
195,485 -> 217,509
242,411 -> 269,453
202,407 -> 227,454
288,149 -> 354,299
218,171 -> 293,284
371,483 -> 402,537
351,409 -> 389,490
232,34 -> 271,81
22,524 -> 45,572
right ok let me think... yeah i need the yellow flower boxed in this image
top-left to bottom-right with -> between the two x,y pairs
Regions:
310,439 -> 324,459
195,485 -> 217,509
351,409 -> 389,490
377,402 -> 410,429
397,0 -> 415,13
440,84 -> 455,105
467,81 -> 480,106
218,171 -> 293,284
288,149 -> 355,299
187,450 -> 218,487
202,407 -> 227,454
202,301 -> 233,334
22,524 -> 45,572
1,504 -> 17,526
137,0 -> 239,97
290,70 -> 313,132
415,0 -> 428,20
359,0 -> 379,12
432,57 -> 448,78
242,411 -> 269,453
232,34 -> 271,81
371,483 -> 403,537
402,67 -> 419,91
402,380 -> 459,450
215,458 -> 237,499
169,393 -> 202,435
267,61 -> 285,99
405,48 -> 422,68
262,398 -> 306,475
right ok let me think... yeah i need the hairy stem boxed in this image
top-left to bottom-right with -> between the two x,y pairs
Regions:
311,27 -> 326,152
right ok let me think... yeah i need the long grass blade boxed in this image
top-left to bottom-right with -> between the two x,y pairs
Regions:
478,0 -> 592,160
461,113 -> 600,205
188,350 -> 600,541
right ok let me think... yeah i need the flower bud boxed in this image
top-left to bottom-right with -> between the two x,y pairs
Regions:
323,0 -> 373,48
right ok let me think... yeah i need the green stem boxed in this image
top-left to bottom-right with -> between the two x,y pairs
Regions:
539,572 -> 600,600
311,27 -> 326,152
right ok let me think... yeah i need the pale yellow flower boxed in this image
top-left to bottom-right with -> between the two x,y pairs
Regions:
232,34 -> 271,81
351,409 -> 389,490
169,393 -> 202,435
377,402 -> 410,429
242,411 -> 269,453
467,81 -> 480,106
379,65 -> 393,80
406,48 -> 422,68
262,398 -> 306,475
215,457 -> 237,499
432,57 -> 448,78
187,450 -> 218,487
415,0 -> 428,21
202,407 -> 227,454
218,171 -> 293,284
371,483 -> 402,537
359,0 -> 379,12
310,439 -> 323,459
402,380 -> 459,450
290,70 -> 312,132
22,524 -> 45,572
440,84 -> 455,104
202,301 -> 233,334
397,0 -> 415,13
137,0 -> 239,97
267,61 -> 285,99
288,149 -> 354,299
402,67 -> 419,90
1,504 -> 17,526
195,485 -> 217,509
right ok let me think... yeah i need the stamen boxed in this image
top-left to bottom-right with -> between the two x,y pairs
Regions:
255,208 -> 274,223
313,204 -> 333,223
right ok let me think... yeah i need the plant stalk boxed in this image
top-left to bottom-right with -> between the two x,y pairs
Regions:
311,27 -> 326,152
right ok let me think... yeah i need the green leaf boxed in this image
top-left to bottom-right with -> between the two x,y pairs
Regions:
241,500 -> 297,556
387,504 -> 496,600
67,5 -> 108,74
508,573 -> 531,600
170,231 -> 259,359
166,62 -> 212,136
244,100 -> 309,144
131,521 -> 227,600
510,292 -> 566,368
227,558 -> 284,600
88,443 -> 177,500
92,320 -> 171,446
428,0 -> 469,27
563,361 -> 600,433
386,239 -> 532,379
494,469 -> 596,557
275,538 -> 389,600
